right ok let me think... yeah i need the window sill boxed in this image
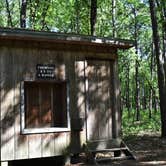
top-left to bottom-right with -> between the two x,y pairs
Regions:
21,127 -> 71,135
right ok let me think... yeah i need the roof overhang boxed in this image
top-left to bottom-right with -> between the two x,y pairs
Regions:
0,28 -> 134,50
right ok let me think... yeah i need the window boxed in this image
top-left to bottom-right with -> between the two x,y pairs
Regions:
21,81 -> 70,134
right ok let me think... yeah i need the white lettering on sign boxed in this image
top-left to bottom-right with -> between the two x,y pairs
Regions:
36,64 -> 56,79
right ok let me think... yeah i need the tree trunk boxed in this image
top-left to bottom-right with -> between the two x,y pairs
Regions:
153,94 -> 158,113
149,0 -> 166,137
41,1 -> 50,30
5,0 -> 13,27
149,43 -> 154,118
90,0 -> 97,35
142,84 -> 147,110
133,7 -> 140,121
75,0 -> 80,34
111,0 -> 116,38
135,59 -> 140,121
20,0 -> 27,28
126,63 -> 130,118
149,88 -> 152,119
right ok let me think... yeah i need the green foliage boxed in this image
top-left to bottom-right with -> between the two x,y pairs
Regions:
122,109 -> 161,137
0,1 -> 5,26
0,0 -> 162,135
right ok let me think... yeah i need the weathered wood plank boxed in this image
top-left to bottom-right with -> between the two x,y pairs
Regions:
98,61 -> 109,140
112,60 -> 121,138
41,133 -> 55,157
0,48 -> 2,162
75,60 -> 87,146
53,133 -> 68,156
26,48 -> 44,159
108,61 -> 113,139
36,51 -> 68,157
0,161 -> 9,166
66,53 -> 80,154
75,61 -> 85,122
14,48 -> 29,160
85,52 -> 117,60
28,134 -> 42,158
86,60 -> 99,140
0,48 -> 15,161
14,83 -> 29,160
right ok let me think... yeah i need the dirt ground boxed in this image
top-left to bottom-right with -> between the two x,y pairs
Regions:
10,133 -> 166,166
110,134 -> 166,166
79,133 -> 166,166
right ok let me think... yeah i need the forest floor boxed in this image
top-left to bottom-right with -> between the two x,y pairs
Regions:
110,133 -> 166,166
76,132 -> 166,166
11,132 -> 166,166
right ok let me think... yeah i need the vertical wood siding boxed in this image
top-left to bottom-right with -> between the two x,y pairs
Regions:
75,59 -> 86,148
0,47 -> 72,161
0,45 -> 119,161
0,47 -> 15,160
112,60 -> 121,138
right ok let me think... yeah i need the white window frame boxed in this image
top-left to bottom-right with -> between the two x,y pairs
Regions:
20,80 -> 70,134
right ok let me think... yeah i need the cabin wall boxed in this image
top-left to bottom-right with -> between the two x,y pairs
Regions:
0,46 -> 69,161
0,43 -> 118,161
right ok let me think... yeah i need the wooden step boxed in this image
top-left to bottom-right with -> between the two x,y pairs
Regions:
94,150 -> 135,164
86,140 -> 136,164
88,146 -> 136,163
95,155 -> 134,162
88,147 -> 128,153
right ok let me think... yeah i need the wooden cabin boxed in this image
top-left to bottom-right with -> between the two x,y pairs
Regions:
0,28 -> 133,165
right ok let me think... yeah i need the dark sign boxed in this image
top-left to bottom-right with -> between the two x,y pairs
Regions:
36,64 -> 55,79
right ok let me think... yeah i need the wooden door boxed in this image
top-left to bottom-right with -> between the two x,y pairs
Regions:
86,60 -> 113,141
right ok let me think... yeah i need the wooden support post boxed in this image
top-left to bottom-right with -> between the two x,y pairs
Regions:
64,155 -> 71,166
0,161 -> 9,166
112,60 -> 121,138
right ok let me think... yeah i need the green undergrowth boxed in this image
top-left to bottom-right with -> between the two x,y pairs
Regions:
122,109 -> 161,138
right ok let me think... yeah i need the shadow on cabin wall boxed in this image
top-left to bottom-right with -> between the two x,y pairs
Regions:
0,51 -> 72,163
1,43 -> 120,165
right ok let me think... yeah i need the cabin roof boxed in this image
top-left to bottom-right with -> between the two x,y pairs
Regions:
0,28 -> 134,50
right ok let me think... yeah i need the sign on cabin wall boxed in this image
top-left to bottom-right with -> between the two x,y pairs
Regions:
36,64 -> 56,79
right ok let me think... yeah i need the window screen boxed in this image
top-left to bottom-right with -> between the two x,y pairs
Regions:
23,81 -> 68,130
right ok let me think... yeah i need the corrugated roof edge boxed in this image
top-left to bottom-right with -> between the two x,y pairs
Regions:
0,27 -> 134,49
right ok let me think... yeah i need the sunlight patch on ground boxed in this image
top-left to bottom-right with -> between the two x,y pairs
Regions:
140,160 -> 166,165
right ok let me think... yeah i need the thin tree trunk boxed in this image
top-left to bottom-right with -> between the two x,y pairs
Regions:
149,42 -> 153,118
90,0 -> 97,35
151,42 -> 158,114
126,63 -> 130,118
135,59 -> 140,121
75,0 -> 80,34
149,88 -> 152,118
142,84 -> 147,110
153,92 -> 157,114
41,0 -> 50,30
149,0 -> 166,137
20,0 -> 27,28
5,0 -> 13,27
133,7 -> 140,121
111,0 -> 116,38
